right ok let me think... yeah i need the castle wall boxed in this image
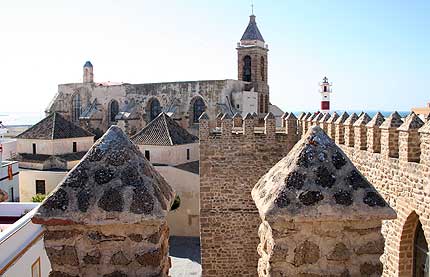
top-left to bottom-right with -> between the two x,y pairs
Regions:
302,112 -> 430,277
199,114 -> 298,276
200,111 -> 430,276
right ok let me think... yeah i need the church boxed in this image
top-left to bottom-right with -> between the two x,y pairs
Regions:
45,14 -> 284,137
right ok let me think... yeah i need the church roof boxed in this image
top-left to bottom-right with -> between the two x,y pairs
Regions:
16,112 -> 94,140
32,126 -> 175,225
131,112 -> 198,146
252,126 -> 396,223
241,15 -> 265,43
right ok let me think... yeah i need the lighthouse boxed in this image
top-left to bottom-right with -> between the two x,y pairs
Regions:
319,76 -> 332,113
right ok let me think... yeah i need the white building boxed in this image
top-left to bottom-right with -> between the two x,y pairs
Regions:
0,202 -> 50,277
131,112 -> 200,237
0,123 -> 19,202
14,112 -> 94,202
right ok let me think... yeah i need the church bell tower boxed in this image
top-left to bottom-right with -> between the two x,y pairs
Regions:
237,13 -> 269,116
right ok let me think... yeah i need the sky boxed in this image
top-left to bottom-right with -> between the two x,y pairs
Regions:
0,0 -> 429,116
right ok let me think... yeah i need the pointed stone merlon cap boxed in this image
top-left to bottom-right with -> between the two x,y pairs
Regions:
32,126 -> 175,226
334,112 -> 349,125
285,112 -> 297,121
221,113 -> 232,120
353,113 -> 371,127
343,112 -> 358,126
233,112 -> 243,119
252,126 -> 396,223
264,112 -> 275,121
326,112 -> 339,124
307,113 -> 318,122
303,112 -> 312,121
398,112 -> 424,131
320,112 -> 331,123
419,119 -> 430,134
380,111 -> 403,129
366,112 -> 385,127
297,112 -> 306,121
281,112 -> 289,120
312,112 -> 323,123
244,113 -> 254,120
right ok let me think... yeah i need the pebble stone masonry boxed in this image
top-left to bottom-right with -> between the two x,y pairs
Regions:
252,126 -> 396,276
32,126 -> 175,277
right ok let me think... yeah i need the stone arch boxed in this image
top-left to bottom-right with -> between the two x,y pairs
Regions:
71,93 -> 81,122
397,211 -> 429,276
147,97 -> 162,122
189,96 -> 207,124
108,100 -> 119,123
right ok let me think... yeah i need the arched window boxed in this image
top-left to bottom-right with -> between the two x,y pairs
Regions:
414,221 -> 429,276
193,97 -> 206,123
265,94 -> 269,113
259,94 -> 264,114
149,98 -> 161,121
260,57 -> 265,82
72,94 -> 81,122
242,55 -> 252,82
109,100 -> 119,122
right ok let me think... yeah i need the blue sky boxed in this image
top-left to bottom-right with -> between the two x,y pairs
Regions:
0,0 -> 429,115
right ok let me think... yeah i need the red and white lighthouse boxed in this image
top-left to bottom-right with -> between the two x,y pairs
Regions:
319,76 -> 332,113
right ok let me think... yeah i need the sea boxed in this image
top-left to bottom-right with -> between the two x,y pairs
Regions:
0,110 -> 411,127
0,112 -> 45,127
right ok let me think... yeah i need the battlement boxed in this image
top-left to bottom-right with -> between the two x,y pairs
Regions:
295,111 -> 429,165
200,110 -> 430,166
199,110 -> 430,276
199,112 -> 298,143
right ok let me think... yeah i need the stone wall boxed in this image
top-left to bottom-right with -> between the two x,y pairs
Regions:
300,111 -> 429,277
43,223 -> 169,277
200,110 -> 430,276
199,113 -> 298,276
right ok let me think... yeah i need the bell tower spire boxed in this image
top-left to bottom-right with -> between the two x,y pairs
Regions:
237,13 -> 269,116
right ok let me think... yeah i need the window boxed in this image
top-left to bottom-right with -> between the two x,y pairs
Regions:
31,257 -> 41,277
73,142 -> 77,153
192,97 -> 206,123
260,56 -> 265,81
149,99 -> 161,121
265,94 -> 269,113
72,94 -> 81,122
414,221 -> 429,276
324,86 -> 328,92
236,104 -> 240,109
35,180 -> 46,195
145,150 -> 150,161
9,187 -> 13,202
187,149 -> 190,161
109,100 -> 119,122
32,143 -> 37,155
259,94 -> 264,114
242,55 -> 252,82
